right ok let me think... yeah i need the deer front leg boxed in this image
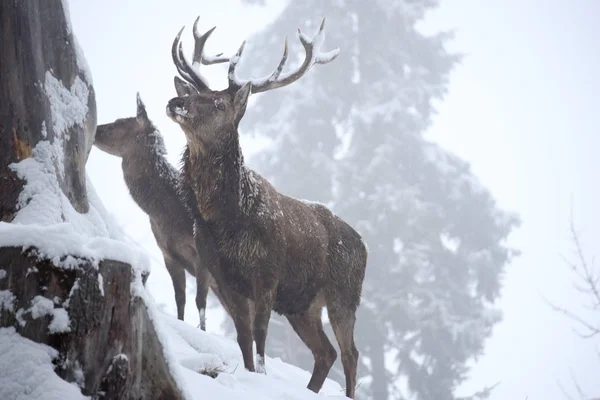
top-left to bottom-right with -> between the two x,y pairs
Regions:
194,265 -> 210,330
252,277 -> 277,375
220,284 -> 254,371
164,256 -> 186,320
193,219 -> 254,370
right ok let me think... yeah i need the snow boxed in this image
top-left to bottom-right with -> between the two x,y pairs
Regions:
0,70 -> 150,272
0,327 -> 88,400
156,312 -> 349,400
48,309 -> 71,334
299,198 -> 326,207
97,273 -> 104,296
44,71 -> 89,141
129,279 -> 349,400
29,296 -> 55,319
18,296 -> 72,334
0,291 -> 15,312
0,184 -> 150,270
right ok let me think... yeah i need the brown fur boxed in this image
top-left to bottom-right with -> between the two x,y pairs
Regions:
167,79 -> 367,398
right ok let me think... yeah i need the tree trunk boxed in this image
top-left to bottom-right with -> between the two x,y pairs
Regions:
367,332 -> 389,400
0,1 -> 184,398
358,308 -> 389,400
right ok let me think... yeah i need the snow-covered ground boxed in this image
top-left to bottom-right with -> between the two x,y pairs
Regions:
148,310 -> 347,400
0,297 -> 347,400
0,303 -> 347,400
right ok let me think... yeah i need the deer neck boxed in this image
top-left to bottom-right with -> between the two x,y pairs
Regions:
185,128 -> 255,222
120,133 -> 181,220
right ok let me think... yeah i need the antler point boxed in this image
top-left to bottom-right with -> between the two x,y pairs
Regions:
192,16 -> 202,37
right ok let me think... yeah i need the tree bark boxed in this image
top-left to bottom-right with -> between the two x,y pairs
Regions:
0,1 -> 183,398
0,0 -> 96,219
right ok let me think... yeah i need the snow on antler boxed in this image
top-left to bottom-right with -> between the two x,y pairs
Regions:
191,17 -> 229,66
227,17 -> 340,93
172,16 -> 339,94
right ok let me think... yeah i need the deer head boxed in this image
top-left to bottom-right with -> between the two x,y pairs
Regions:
166,16 -> 339,153
95,93 -> 155,157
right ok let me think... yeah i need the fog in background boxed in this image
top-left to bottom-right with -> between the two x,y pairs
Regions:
68,1 -> 600,399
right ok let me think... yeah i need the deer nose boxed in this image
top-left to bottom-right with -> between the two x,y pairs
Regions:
168,97 -> 185,109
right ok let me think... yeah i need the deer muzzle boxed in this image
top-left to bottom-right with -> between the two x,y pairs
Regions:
166,97 -> 188,120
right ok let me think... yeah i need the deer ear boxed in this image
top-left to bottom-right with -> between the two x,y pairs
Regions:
233,82 -> 252,124
136,92 -> 148,122
174,76 -> 197,97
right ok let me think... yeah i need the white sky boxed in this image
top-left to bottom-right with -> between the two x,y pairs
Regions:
68,1 -> 600,399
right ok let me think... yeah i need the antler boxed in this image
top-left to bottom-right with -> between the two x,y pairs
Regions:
227,17 -> 339,94
172,16 -> 339,95
171,16 -> 229,91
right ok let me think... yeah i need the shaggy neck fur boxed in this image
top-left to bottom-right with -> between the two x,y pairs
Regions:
181,127 -> 259,223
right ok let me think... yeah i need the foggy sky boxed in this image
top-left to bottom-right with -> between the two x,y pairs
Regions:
68,1 -> 600,399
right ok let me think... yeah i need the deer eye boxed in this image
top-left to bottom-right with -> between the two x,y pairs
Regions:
214,99 -> 225,111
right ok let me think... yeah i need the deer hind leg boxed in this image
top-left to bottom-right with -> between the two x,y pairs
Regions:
327,302 -> 359,399
194,265 -> 210,330
286,310 -> 337,393
164,256 -> 186,320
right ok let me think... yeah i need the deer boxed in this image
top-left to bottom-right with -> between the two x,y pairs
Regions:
165,16 -> 367,399
93,95 -> 232,330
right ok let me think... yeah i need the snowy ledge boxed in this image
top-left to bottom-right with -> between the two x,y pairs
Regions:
113,304 -> 350,400
0,305 -> 350,400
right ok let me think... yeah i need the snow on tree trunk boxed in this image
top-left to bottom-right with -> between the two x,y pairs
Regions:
0,2 -> 184,398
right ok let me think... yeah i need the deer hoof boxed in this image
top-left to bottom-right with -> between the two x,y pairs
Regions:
256,354 -> 266,375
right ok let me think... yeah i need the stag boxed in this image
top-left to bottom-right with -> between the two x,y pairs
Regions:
166,17 -> 367,399
94,95 -> 231,330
